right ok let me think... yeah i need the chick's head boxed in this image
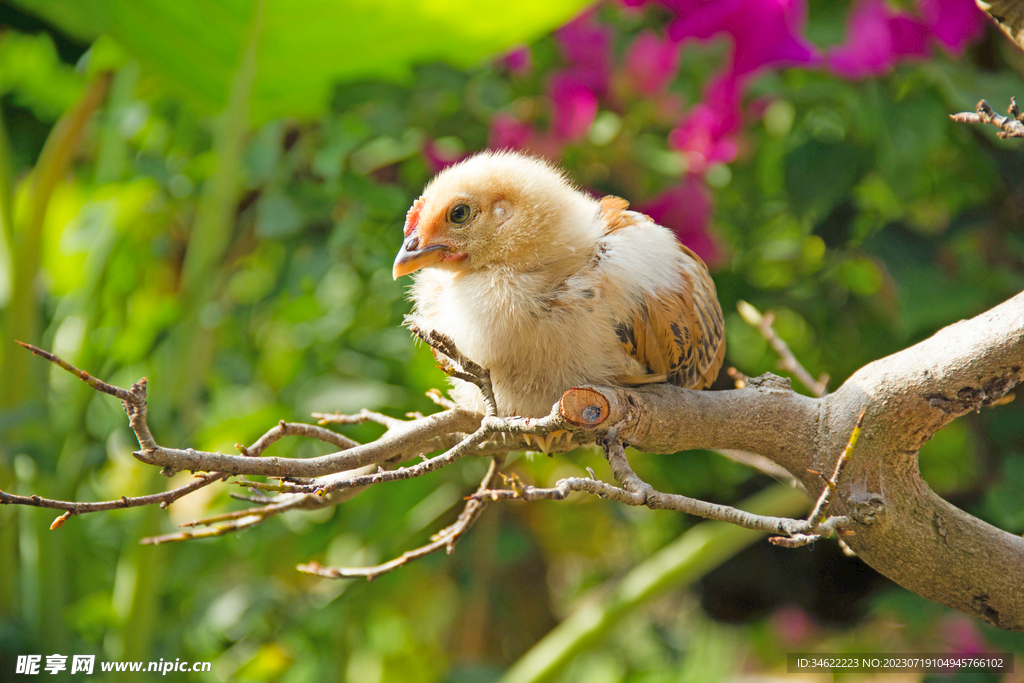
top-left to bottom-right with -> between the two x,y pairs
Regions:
392,151 -> 593,279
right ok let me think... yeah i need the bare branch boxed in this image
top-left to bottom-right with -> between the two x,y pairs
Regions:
425,388 -> 457,410
0,473 -> 229,529
243,419 -> 359,456
17,341 -> 157,450
292,419 -> 505,496
951,98 -> 1024,139
736,301 -> 829,397
476,438 -> 849,542
17,341 -> 133,401
13,292 -> 1024,628
313,408 -> 406,430
803,408 -> 864,530
297,456 -> 502,580
141,462 -> 383,544
130,408 -> 480,478
768,408 -> 865,547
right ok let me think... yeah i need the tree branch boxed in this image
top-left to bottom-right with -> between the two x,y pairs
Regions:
297,456 -> 503,580
737,301 -> 829,396
0,472 -> 228,530
9,290 -> 1024,629
554,292 -> 1024,629
951,98 -> 1024,138
476,433 -> 850,543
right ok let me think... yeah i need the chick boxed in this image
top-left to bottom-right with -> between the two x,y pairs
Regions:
394,151 -> 725,434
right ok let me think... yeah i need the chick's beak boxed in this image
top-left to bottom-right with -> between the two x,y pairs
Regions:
393,234 -> 454,279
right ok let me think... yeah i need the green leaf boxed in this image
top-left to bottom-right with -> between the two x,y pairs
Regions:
785,139 -> 870,219
10,0 -> 591,123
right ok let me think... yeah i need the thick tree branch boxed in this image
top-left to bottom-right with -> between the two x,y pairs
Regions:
556,291 -> 1024,629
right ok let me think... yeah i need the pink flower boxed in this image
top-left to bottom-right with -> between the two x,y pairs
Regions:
500,46 -> 532,76
488,114 -> 534,151
889,14 -> 931,57
938,614 -> 989,656
625,31 -> 682,95
770,605 -> 817,646
669,71 -> 742,173
827,0 -> 983,79
549,73 -> 598,141
641,176 -> 720,265
555,11 -> 612,95
827,0 -> 930,78
918,0 -> 986,55
668,0 -> 817,76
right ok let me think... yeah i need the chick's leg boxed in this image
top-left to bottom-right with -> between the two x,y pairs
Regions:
409,324 -> 498,417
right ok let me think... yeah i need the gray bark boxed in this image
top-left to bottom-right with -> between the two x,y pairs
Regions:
586,291 -> 1024,629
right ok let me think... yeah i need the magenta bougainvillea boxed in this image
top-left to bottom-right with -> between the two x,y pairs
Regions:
474,0 -> 988,263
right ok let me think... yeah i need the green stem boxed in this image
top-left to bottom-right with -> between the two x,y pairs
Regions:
0,72 -> 112,408
0,104 -> 14,269
499,485 -> 810,683
0,104 -> 15,617
116,0 -> 265,660
169,0 -> 264,417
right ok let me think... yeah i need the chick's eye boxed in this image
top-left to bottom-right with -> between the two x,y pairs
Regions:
449,204 -> 472,225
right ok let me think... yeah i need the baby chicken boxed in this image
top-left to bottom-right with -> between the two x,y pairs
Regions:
394,151 -> 725,435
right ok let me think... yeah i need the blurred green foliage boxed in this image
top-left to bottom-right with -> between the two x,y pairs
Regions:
8,0 -> 591,121
1,0 -> 1024,682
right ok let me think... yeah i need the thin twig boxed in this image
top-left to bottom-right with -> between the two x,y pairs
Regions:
951,98 -> 1024,139
297,457 -> 503,580
736,302 -> 829,397
16,341 -> 159,449
131,408 -> 480,478
16,341 -> 135,402
143,472 -> 360,543
313,409 -> 406,430
292,426 -> 494,496
0,473 -> 229,529
141,507 -> 287,544
425,388 -> 457,410
142,460 -> 394,545
769,408 -> 865,547
475,438 -> 850,541
243,419 -> 360,455
229,491 -> 275,504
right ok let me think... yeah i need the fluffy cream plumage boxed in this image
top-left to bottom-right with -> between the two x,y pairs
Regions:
394,151 -> 725,418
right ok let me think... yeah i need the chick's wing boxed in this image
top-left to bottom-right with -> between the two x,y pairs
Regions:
600,197 -> 725,390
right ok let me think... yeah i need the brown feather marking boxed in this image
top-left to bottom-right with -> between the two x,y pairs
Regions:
618,245 -> 725,390
600,195 -> 649,233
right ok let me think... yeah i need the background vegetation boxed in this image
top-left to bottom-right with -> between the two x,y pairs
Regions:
2,0 -> 1024,680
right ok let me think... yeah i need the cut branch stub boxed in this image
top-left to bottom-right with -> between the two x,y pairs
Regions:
560,387 -> 610,427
